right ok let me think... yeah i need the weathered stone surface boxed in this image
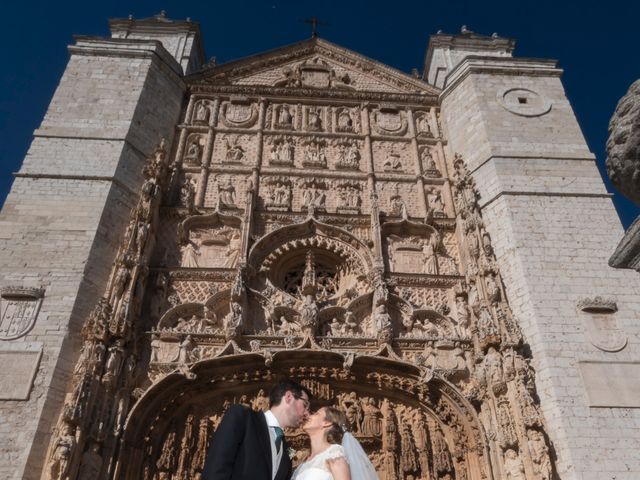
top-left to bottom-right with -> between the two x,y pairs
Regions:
606,79 -> 640,205
1,17 -> 640,480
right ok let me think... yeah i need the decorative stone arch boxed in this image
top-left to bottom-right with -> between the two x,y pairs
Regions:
114,350 -> 493,480
248,216 -> 375,279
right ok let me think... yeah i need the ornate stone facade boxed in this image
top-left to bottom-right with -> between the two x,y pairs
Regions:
2,13 -> 640,480
31,21 -> 557,480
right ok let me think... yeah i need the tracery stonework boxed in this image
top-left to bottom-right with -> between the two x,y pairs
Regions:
44,30 -> 556,480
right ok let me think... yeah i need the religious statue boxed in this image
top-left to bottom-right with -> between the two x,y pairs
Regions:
308,107 -> 323,130
299,295 -> 319,332
278,104 -> 294,126
337,108 -> 353,131
181,242 -> 200,268
218,178 -> 236,208
184,141 -> 202,164
422,238 -> 439,274
361,398 -> 382,436
503,449 -> 525,479
49,423 -> 76,480
528,429 -> 552,480
194,102 -> 210,123
427,187 -> 445,216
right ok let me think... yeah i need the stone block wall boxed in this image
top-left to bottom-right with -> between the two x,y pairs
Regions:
0,34 -> 187,479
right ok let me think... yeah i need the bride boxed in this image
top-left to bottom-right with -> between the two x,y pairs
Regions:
292,406 -> 378,480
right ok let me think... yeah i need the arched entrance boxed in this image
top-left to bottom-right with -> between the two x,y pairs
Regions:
116,350 -> 492,480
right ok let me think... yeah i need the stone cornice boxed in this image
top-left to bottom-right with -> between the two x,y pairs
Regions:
440,55 -> 561,100
189,83 -> 437,106
187,36 -> 440,98
69,36 -> 185,78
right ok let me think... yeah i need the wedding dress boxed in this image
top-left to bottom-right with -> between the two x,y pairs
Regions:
292,434 -> 378,480
292,444 -> 346,480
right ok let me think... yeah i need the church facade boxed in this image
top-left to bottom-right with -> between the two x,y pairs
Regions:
1,13 -> 639,480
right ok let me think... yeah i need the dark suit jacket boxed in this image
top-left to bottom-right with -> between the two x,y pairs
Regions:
201,405 -> 292,480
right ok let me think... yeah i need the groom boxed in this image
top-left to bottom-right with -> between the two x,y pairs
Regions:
202,378 -> 311,480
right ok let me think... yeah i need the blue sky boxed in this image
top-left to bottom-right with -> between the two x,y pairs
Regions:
1,0 -> 639,228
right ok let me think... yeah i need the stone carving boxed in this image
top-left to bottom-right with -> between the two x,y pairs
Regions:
426,186 -> 446,217
527,429 -> 552,480
179,178 -> 196,212
421,146 -> 441,177
224,136 -> 245,164
503,449 -> 525,479
383,151 -> 403,172
373,108 -> 408,136
336,182 -> 362,214
267,135 -> 295,166
577,296 -> 627,352
415,112 -> 433,137
193,101 -> 211,124
263,177 -> 292,212
336,107 -> 357,133
335,141 -> 361,170
386,232 -> 440,275
301,137 -> 327,168
182,223 -> 242,269
49,423 -> 76,480
0,286 -> 44,340
216,177 -> 236,209
184,136 -> 203,165
220,101 -> 258,128
606,79 -> 640,203
306,106 -> 324,131
274,104 -> 295,129
300,179 -> 327,212
606,79 -> 640,270
274,57 -> 354,90
389,188 -> 408,218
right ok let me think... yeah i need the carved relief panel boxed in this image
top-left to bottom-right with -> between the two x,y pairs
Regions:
211,134 -> 257,166
260,176 -> 292,212
265,135 -> 296,167
373,141 -> 414,174
268,103 -> 298,131
203,174 -> 250,210
219,100 -> 259,129
0,287 -> 45,340
370,107 -> 408,137
420,145 -> 442,178
333,106 -> 360,134
178,216 -> 242,270
183,133 -> 206,167
191,99 -> 214,126
378,182 -> 420,217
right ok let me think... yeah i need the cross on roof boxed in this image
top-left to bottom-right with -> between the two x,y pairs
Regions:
302,16 -> 328,38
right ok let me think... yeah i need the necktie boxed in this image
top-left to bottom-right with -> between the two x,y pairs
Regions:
274,426 -> 284,453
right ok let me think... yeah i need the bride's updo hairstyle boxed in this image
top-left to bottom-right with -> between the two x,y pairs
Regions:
323,407 -> 348,444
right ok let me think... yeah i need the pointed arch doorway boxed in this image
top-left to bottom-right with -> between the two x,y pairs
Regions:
116,350 -> 492,480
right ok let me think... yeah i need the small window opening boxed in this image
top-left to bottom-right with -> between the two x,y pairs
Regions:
518,97 -> 528,104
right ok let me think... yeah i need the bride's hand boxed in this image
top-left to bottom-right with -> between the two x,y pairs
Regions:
326,456 -> 351,480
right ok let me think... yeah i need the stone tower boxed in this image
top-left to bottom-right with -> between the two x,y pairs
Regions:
0,15 -> 638,480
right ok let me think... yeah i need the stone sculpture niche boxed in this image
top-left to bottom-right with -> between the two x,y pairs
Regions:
177,213 -> 242,269
383,220 -> 441,275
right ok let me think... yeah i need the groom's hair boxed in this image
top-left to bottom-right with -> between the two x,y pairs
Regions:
269,378 -> 312,407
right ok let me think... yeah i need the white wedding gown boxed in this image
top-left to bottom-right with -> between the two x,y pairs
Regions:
292,444 -> 347,480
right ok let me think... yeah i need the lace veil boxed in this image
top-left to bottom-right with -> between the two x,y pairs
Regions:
341,431 -> 379,480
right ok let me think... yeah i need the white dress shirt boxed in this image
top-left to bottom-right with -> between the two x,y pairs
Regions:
264,410 -> 284,480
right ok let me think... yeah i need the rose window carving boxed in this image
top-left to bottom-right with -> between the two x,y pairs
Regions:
283,262 -> 338,300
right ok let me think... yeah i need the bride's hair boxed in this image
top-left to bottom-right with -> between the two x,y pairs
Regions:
323,407 -> 348,444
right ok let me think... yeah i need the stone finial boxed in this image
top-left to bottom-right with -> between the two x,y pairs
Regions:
606,79 -> 640,205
